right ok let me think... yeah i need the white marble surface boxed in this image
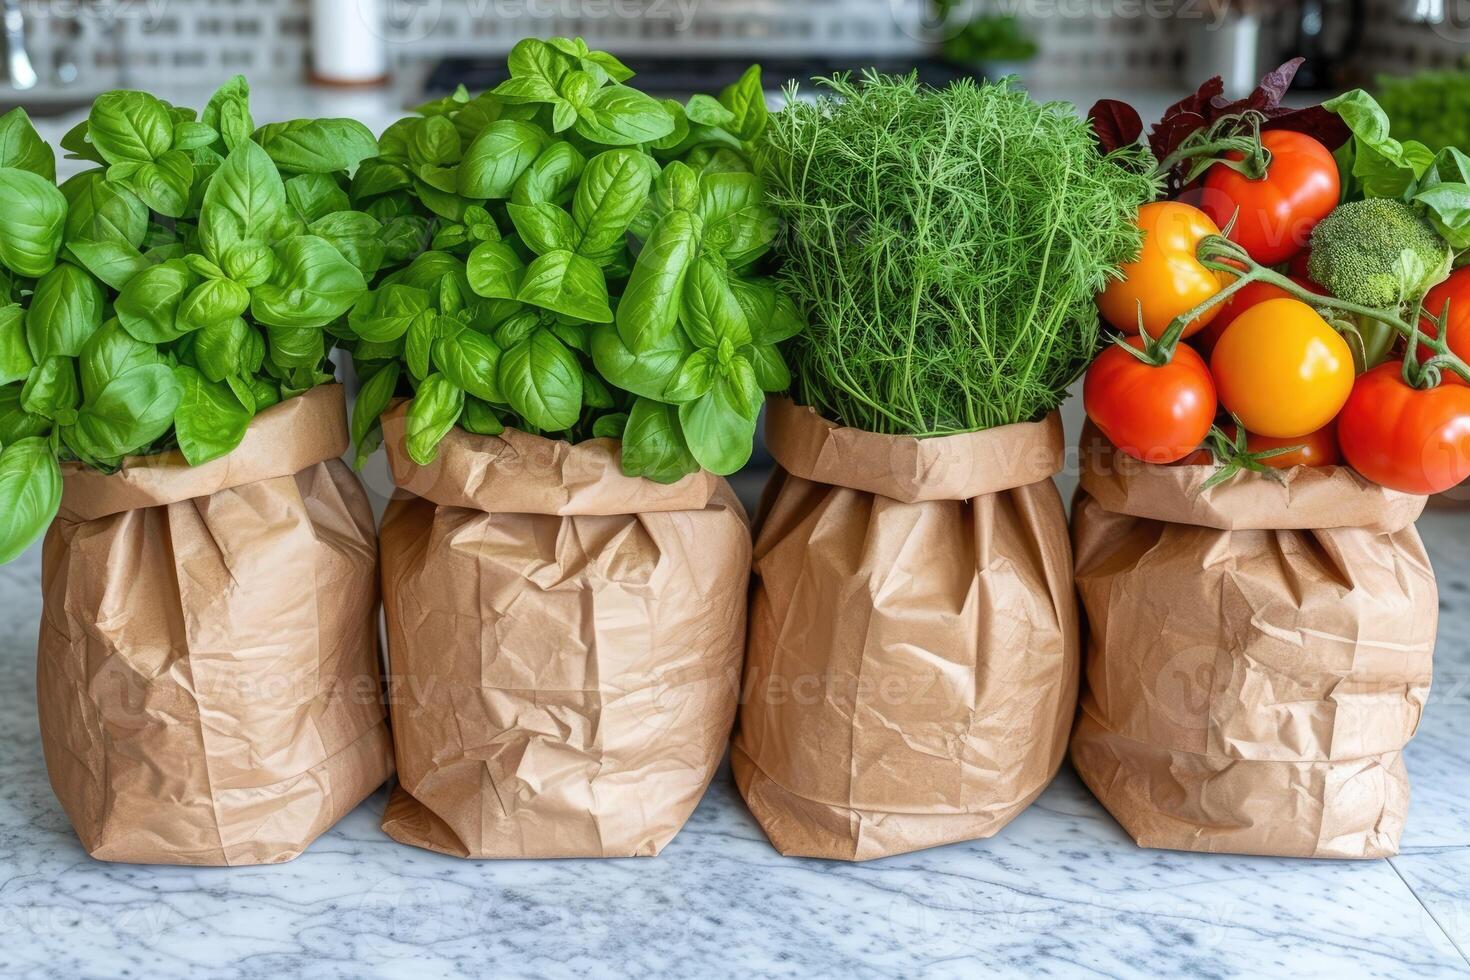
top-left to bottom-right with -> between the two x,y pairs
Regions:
0,501 -> 1467,979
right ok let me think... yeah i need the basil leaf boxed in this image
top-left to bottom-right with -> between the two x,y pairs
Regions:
265,325 -> 325,369
405,373 -> 464,465
72,362 -> 181,458
750,343 -> 792,392
124,149 -> 194,217
309,210 -> 386,276
194,317 -> 252,382
349,284 -> 431,343
179,278 -> 251,332
1325,89 -> 1434,199
511,141 -> 586,206
0,108 -> 55,180
458,121 -> 548,199
251,236 -> 367,329
697,172 -> 777,266
572,149 -> 652,262
60,171 -> 149,288
516,250 -> 612,323
0,438 -> 62,564
616,209 -> 699,349
664,350 -> 717,403
351,361 -> 400,468
466,241 -> 527,300
574,86 -> 676,147
680,257 -> 750,349
253,118 -> 379,174
173,364 -> 253,465
685,94 -> 736,129
21,357 -> 80,422
0,305 -> 34,386
287,172 -> 351,222
621,398 -> 696,484
116,259 -> 196,343
678,373 -> 759,475
27,263 -> 104,359
0,167 -> 67,277
199,139 -> 289,266
87,91 -> 173,164
718,65 -> 768,143
505,38 -> 571,92
589,321 -> 691,402
79,321 -> 158,401
499,329 -> 582,431
202,76 -> 254,153
460,397 -> 504,436
507,202 -> 578,255
591,412 -> 627,439
435,329 -> 504,403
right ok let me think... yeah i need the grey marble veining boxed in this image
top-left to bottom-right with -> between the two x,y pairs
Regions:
0,510 -> 1466,978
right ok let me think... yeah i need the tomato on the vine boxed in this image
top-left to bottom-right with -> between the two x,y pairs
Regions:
1084,337 -> 1217,463
1191,275 -> 1325,356
1420,268 -> 1470,386
1199,130 -> 1340,266
1225,422 -> 1341,469
1097,201 -> 1230,339
1210,297 -> 1354,438
1338,362 -> 1470,495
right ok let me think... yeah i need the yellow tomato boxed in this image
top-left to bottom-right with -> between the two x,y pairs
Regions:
1097,201 -> 1232,339
1210,298 -> 1355,439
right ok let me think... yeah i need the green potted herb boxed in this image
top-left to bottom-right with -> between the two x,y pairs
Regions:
732,71 -> 1157,861
9,80 -> 393,866
348,38 -> 799,859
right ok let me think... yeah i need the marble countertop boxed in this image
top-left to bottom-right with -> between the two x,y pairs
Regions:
0,495 -> 1467,979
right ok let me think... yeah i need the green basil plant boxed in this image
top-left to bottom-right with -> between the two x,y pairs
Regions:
0,78 -> 381,563
342,36 -> 803,482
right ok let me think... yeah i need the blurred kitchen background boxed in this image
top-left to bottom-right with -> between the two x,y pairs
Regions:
3,0 -> 1467,505
3,0 -> 1465,106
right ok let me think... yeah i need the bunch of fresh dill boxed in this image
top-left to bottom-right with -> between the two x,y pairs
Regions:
756,71 -> 1159,435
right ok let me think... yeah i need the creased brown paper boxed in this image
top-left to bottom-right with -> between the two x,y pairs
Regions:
1069,425 -> 1437,859
37,385 -> 394,866
377,404 -> 751,858
732,399 -> 1080,861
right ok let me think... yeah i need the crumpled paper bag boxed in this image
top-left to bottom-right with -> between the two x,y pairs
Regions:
37,385 -> 394,866
377,404 -> 750,859
732,399 -> 1080,861
1070,425 -> 1437,859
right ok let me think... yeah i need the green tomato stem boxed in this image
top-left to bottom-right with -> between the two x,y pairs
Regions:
1188,236 -> 1470,386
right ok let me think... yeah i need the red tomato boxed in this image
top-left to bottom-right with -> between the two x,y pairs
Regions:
1224,422 -> 1341,469
1419,267 -> 1470,386
1337,362 -> 1470,494
1199,131 -> 1340,266
1289,248 -> 1320,287
1084,337 -> 1218,464
1192,276 -> 1324,356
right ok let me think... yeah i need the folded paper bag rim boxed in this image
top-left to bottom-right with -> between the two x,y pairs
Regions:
381,401 -> 719,516
1078,423 -> 1426,533
57,385 -> 350,523
764,398 -> 1064,503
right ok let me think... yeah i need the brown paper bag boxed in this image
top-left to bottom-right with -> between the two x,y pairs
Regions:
37,385 -> 395,866
377,404 -> 751,858
732,399 -> 1080,861
1069,426 -> 1437,859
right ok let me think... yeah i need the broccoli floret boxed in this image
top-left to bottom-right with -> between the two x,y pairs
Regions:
1308,199 -> 1452,309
